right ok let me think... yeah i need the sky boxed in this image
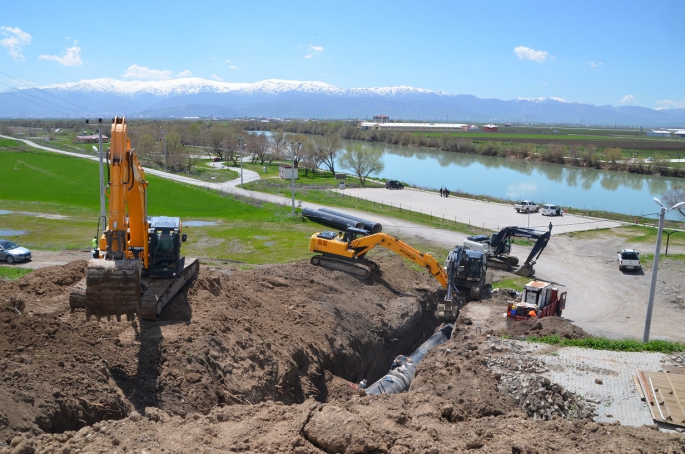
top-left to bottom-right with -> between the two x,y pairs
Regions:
1,0 -> 684,109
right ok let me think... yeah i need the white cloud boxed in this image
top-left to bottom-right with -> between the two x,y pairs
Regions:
656,99 -> 685,109
122,64 -> 172,80
176,69 -> 192,77
304,44 -> 323,59
38,46 -> 83,66
224,59 -> 230,63
589,61 -> 603,68
322,73 -> 332,76
514,46 -> 549,62
228,65 -> 238,70
211,74 -> 222,81
0,26 -> 32,61
620,94 -> 637,105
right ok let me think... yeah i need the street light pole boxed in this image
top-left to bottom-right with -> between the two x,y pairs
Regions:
239,137 -> 244,187
643,198 -> 685,342
291,141 -> 301,215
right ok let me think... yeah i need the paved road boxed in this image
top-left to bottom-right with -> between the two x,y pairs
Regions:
5,136 -> 685,342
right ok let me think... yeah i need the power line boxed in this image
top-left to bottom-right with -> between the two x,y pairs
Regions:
0,70 -> 97,115
0,81 -> 84,115
0,89 -> 74,117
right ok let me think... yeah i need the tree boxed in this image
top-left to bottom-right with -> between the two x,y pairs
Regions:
314,133 -> 342,174
247,133 -> 269,164
605,147 -> 623,164
662,186 -> 685,219
208,124 -> 227,160
338,143 -> 384,186
189,123 -> 202,148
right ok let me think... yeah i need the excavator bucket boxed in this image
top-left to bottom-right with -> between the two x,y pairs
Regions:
84,259 -> 141,322
515,265 -> 535,277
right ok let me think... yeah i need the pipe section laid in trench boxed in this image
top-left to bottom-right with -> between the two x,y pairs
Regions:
302,207 -> 364,231
318,208 -> 382,234
364,324 -> 453,396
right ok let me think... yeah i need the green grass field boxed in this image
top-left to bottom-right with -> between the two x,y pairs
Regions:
0,150 -> 317,264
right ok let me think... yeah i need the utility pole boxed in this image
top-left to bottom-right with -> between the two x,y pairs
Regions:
239,137 -> 244,187
160,127 -> 167,171
86,118 -> 106,220
290,141 -> 301,215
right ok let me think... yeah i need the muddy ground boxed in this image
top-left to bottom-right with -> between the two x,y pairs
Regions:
1,251 -> 685,453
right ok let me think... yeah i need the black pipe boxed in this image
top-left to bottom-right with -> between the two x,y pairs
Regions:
318,208 -> 382,234
364,324 -> 453,396
302,207 -> 364,231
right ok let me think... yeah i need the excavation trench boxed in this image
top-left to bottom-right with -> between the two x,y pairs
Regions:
0,254 -> 451,441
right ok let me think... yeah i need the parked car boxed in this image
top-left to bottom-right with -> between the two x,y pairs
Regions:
540,204 -> 563,216
514,200 -> 539,213
0,240 -> 32,264
617,249 -> 641,271
385,180 -> 404,189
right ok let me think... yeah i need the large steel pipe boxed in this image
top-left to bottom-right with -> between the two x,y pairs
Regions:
302,207 -> 364,231
318,208 -> 382,234
364,324 -> 453,396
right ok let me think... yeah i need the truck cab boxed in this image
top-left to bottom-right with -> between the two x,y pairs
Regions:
514,200 -> 539,213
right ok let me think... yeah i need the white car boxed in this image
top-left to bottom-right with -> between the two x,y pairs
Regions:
514,200 -> 539,213
540,204 -> 563,216
617,249 -> 641,271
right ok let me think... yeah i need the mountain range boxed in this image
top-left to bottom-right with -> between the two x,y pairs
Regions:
1,77 -> 684,127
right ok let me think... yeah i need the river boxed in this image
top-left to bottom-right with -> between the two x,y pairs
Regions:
341,140 -> 683,220
250,131 -> 682,219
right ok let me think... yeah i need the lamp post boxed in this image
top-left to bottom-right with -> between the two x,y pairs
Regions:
643,198 -> 685,342
239,137 -> 244,187
290,141 -> 301,215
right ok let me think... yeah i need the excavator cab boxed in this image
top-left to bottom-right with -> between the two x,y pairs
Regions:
148,216 -> 186,277
463,250 -> 486,279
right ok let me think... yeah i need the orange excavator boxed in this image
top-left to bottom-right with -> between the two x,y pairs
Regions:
309,227 -> 487,321
70,117 -> 199,321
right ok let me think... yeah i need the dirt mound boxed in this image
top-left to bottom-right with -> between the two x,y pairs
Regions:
502,315 -> 591,339
1,255 -> 684,452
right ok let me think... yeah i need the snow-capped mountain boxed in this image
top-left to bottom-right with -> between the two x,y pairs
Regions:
1,77 -> 684,127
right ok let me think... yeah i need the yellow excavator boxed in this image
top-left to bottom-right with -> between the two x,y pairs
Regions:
69,117 -> 199,321
309,227 -> 486,321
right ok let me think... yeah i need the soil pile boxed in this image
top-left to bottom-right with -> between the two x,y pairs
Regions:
502,316 -> 591,339
1,254 -> 684,453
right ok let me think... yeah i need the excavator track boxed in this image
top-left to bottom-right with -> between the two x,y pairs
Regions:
139,257 -> 199,320
310,255 -> 377,279
84,259 -> 142,322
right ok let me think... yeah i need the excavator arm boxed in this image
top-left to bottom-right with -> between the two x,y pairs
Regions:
309,229 -> 462,320
489,226 -> 551,276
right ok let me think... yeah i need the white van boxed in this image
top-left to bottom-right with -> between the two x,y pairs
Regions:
540,204 -> 563,216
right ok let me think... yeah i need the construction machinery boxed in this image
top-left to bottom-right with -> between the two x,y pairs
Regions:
463,225 -> 552,277
506,280 -> 567,322
69,117 -> 199,321
308,227 -> 487,320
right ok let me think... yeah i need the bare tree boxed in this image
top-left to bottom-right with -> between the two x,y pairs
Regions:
270,129 -> 287,161
136,134 -> 158,165
248,134 -> 269,164
662,187 -> 685,219
338,143 -> 384,186
313,133 -> 342,174
208,124 -> 227,160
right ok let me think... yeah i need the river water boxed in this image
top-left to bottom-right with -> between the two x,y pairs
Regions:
340,140 -> 683,219
250,132 -> 682,219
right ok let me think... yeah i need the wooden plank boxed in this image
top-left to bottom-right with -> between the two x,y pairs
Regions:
634,375 -> 646,401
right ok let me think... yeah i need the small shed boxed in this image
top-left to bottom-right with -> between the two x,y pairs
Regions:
279,164 -> 299,180
483,124 -> 498,132
72,135 -> 110,144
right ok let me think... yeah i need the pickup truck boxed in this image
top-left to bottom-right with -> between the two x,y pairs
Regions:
514,200 -> 539,213
618,249 -> 641,271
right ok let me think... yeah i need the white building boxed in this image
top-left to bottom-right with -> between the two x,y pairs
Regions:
278,164 -> 299,180
646,130 -> 672,137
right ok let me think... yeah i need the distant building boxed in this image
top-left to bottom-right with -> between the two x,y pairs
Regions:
482,124 -> 498,132
72,135 -> 109,144
373,114 -> 390,123
468,125 -> 479,131
647,130 -> 672,138
278,164 -> 299,180
504,122 -> 512,127
359,122 -> 467,132
673,130 -> 685,138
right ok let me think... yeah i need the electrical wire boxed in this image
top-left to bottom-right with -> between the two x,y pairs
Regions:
0,89 -> 74,117
0,81 -> 84,115
0,70 -> 97,115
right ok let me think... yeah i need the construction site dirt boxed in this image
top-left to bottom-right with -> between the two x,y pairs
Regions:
1,250 -> 685,453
